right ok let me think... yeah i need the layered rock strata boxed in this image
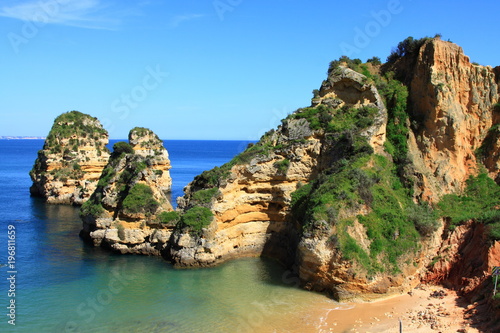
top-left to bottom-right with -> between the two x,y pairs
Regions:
29,111 -> 110,205
80,127 -> 173,254
170,66 -> 388,268
170,38 -> 499,300
73,38 -> 499,303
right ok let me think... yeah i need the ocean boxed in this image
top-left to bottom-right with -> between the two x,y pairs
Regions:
0,140 -> 341,333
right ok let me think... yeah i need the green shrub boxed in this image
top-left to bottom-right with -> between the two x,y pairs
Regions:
113,141 -> 134,156
274,159 -> 290,174
44,111 -> 108,148
80,200 -> 105,218
379,74 -> 409,162
192,188 -> 219,205
494,103 -> 500,113
367,56 -> 381,66
488,222 -> 500,241
122,183 -> 159,214
231,142 -> 273,164
116,223 -> 126,241
407,203 -> 439,237
180,206 -> 214,232
157,211 -> 180,226
97,166 -> 116,187
438,173 -> 500,239
475,124 -> 499,161
193,166 -> 232,188
386,36 -> 430,64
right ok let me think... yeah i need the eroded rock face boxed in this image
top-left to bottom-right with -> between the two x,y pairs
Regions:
406,39 -> 500,201
72,38 -> 498,304
80,127 -> 173,255
29,111 -> 110,205
170,66 -> 388,269
423,220 -> 500,294
169,41 -> 499,301
129,127 -> 172,193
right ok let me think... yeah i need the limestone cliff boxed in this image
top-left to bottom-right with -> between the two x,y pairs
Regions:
80,127 -> 173,255
169,38 -> 499,300
73,37 -> 499,303
30,111 -> 110,205
170,66 -> 388,270
394,38 -> 500,201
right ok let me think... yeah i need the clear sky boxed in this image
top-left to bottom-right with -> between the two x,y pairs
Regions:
1,0 -> 499,140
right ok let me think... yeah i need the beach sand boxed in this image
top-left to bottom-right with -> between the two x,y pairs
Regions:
265,284 -> 482,332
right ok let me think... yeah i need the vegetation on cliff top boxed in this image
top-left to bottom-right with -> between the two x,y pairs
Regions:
129,127 -> 163,149
30,111 -> 110,185
44,110 -> 108,152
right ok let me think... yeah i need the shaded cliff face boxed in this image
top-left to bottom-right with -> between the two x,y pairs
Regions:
402,39 -> 500,201
423,220 -> 500,330
80,127 -> 173,255
29,111 -> 110,205
170,66 -> 388,269
424,221 -> 499,293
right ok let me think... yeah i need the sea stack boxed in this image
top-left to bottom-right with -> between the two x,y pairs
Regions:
80,127 -> 174,255
29,111 -> 110,205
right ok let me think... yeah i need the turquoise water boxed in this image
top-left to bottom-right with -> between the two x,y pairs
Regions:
0,140 -> 339,333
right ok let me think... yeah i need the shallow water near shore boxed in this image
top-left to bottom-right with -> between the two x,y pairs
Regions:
0,140 -> 348,333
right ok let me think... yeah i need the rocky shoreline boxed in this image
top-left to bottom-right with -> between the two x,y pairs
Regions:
30,37 -> 500,324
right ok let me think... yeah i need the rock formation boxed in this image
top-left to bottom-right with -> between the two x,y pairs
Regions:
169,38 -> 499,301
80,127 -> 173,255
29,111 -> 110,205
170,66 -> 389,271
72,37 -> 499,304
399,39 -> 500,201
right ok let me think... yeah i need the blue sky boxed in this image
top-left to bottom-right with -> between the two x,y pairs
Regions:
1,0 -> 498,140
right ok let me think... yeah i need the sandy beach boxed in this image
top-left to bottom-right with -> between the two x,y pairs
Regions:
267,284 -> 483,333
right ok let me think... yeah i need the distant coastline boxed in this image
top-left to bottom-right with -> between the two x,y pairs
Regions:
0,136 -> 45,140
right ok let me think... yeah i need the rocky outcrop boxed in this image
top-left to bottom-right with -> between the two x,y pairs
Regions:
128,127 -> 172,193
424,220 -> 500,294
80,127 -> 173,255
29,111 -> 110,205
169,39 -> 499,301
71,38 -> 499,304
170,66 -> 388,270
423,220 -> 500,330
401,39 -> 500,201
